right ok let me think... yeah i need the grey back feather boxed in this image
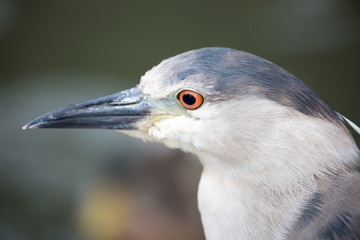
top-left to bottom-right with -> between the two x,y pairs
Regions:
287,171 -> 360,240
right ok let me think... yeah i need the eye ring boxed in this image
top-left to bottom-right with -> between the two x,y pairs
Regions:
177,90 -> 204,109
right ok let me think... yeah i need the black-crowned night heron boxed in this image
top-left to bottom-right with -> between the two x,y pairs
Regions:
23,47 -> 360,240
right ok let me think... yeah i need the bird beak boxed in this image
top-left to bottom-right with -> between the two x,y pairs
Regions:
22,87 -> 153,130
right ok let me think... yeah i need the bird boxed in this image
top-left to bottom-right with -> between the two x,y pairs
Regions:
23,47 -> 360,240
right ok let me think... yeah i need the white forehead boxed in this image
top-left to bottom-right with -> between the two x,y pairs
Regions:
138,48 -> 227,99
139,64 -> 179,98
139,52 -> 193,98
140,67 -> 211,100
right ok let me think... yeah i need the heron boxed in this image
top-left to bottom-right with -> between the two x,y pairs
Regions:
23,47 -> 360,240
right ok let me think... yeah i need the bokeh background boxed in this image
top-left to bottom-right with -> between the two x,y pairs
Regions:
1,0 -> 359,239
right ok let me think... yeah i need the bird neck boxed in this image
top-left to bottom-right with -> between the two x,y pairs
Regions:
195,113 -> 359,240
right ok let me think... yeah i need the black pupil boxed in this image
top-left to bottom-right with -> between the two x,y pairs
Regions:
182,93 -> 196,105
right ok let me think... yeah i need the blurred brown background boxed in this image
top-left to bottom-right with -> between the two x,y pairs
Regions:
0,0 -> 359,239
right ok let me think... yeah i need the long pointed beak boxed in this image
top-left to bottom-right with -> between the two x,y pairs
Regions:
22,87 -> 152,130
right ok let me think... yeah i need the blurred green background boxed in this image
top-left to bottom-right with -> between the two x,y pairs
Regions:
1,0 -> 359,239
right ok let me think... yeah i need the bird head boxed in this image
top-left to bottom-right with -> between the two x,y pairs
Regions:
23,47 -> 357,165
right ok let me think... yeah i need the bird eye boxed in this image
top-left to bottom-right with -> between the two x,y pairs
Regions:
177,90 -> 204,109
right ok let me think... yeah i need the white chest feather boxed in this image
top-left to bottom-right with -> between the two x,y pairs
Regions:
197,169 -> 307,240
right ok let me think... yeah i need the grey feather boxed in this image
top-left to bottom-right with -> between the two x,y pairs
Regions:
287,171 -> 360,240
160,47 -> 342,123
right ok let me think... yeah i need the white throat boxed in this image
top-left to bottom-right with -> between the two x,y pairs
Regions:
125,97 -> 360,239
193,101 -> 359,239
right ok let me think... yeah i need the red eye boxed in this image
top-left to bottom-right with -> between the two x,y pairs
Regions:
178,90 -> 204,109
